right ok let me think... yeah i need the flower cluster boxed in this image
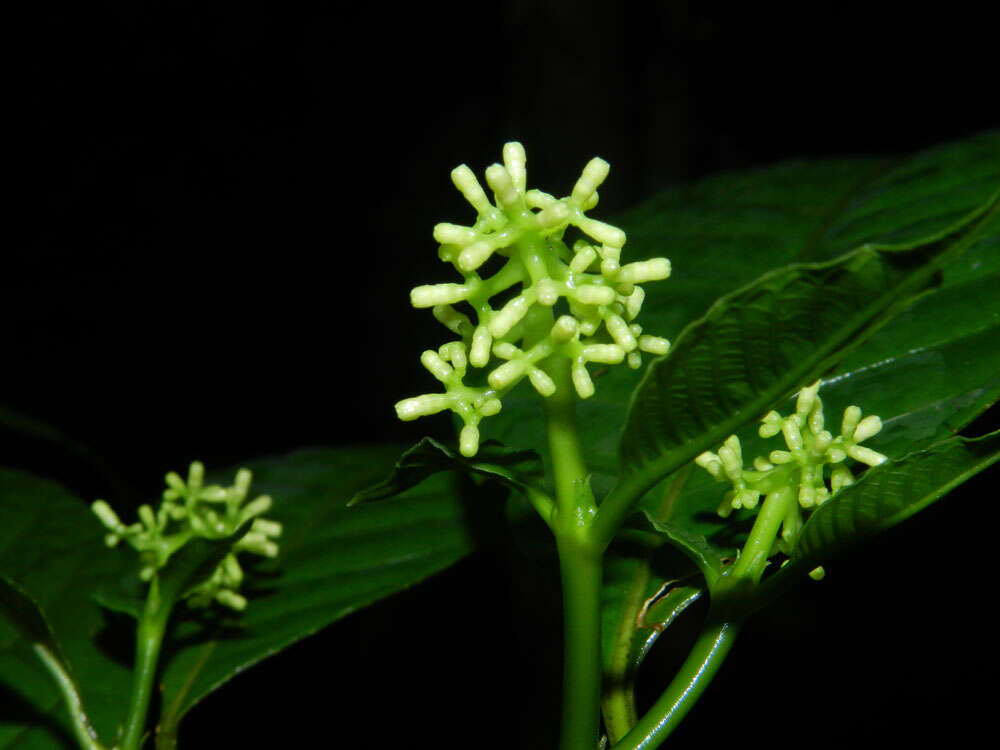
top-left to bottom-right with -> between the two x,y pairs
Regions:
396,142 -> 671,456
91,461 -> 281,611
695,381 -> 887,568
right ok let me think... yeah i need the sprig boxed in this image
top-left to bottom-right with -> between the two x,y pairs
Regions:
696,381 -> 886,579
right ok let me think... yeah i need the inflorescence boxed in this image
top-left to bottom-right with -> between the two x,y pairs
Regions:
695,381 -> 887,577
396,142 -> 671,456
91,461 -> 281,611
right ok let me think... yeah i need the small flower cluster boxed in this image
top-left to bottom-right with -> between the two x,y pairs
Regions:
397,142 -> 671,456
91,461 -> 281,611
696,381 -> 886,566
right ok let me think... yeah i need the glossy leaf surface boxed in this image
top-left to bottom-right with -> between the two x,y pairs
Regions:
616,206 -> 992,515
0,445 -> 472,748
789,431 -> 1000,575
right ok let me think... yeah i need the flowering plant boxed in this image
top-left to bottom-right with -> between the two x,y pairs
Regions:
1,134 -> 997,750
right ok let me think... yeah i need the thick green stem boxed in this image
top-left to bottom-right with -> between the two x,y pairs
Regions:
121,579 -> 171,750
538,347 -> 604,750
613,620 -> 739,750
556,537 -> 603,750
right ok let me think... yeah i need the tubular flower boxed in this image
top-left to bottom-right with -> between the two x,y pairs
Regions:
91,461 -> 281,611
695,381 -> 887,578
397,142 -> 671,456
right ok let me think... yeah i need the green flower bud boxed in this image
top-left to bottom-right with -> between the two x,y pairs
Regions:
571,157 -> 610,205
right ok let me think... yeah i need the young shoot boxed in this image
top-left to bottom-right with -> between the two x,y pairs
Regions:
696,380 -> 887,582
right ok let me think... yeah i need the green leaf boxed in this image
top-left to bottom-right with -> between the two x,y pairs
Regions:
349,438 -> 543,506
790,431 -> 1000,574
0,444 -> 475,748
156,445 -> 474,743
158,526 -> 252,610
657,205 -> 1000,564
639,515 -> 722,587
0,576 -> 62,657
0,468 -> 134,750
615,204 -> 994,518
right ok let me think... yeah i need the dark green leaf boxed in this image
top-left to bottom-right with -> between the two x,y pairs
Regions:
155,445 -> 474,742
791,431 -> 1000,573
157,526 -> 251,609
1,444 -> 475,748
0,468 -> 134,749
657,206 -> 1000,562
0,576 -> 64,665
616,204 -> 993,515
349,438 -> 542,506
639,515 -> 722,586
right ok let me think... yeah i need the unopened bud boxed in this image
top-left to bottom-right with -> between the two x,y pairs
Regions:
536,279 -> 561,306
395,394 -> 452,421
551,315 -> 579,342
485,164 -> 520,208
457,240 -> 494,272
605,315 -> 637,351
411,283 -> 470,308
489,295 -> 532,337
571,157 -> 610,204
841,406 -> 862,438
421,350 -> 454,381
569,245 -> 598,274
574,285 -> 616,306
854,415 -> 883,443
536,202 -> 570,229
847,445 -> 887,467
575,216 -> 626,248
451,164 -> 493,215
459,424 -> 480,457
617,258 -> 670,284
582,344 -> 625,364
502,142 -> 527,194
433,223 -> 477,246
528,368 -> 557,397
638,335 -> 669,356
488,360 -> 526,390
470,326 -> 492,367
572,365 -> 595,399
216,590 -> 248,611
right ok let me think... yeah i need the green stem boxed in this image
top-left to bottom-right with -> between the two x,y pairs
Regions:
601,466 -> 696,743
32,644 -> 106,750
613,620 -> 739,750
538,349 -> 604,750
121,579 -> 172,750
556,536 -> 603,750
731,486 -> 794,583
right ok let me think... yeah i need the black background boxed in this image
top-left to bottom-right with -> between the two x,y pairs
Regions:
6,2 -> 999,748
